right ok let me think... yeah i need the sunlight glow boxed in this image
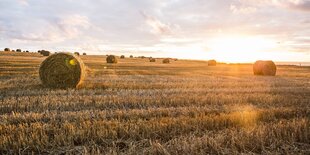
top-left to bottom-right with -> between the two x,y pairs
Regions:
208,36 -> 278,63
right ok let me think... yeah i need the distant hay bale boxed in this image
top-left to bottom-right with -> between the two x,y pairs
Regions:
39,52 -> 85,88
163,58 -> 170,64
26,50 -> 29,53
41,50 -> 50,56
74,52 -> 80,56
83,53 -> 87,55
16,49 -> 22,52
106,55 -> 118,63
150,58 -> 156,62
130,55 -> 133,58
253,60 -> 277,76
120,55 -> 125,59
208,60 -> 217,66
4,48 -> 10,51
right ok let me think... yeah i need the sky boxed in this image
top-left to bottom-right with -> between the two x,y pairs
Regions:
0,0 -> 309,62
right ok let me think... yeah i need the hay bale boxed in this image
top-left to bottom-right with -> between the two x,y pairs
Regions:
39,52 -> 85,88
74,52 -> 80,56
83,53 -> 87,55
120,55 -> 125,59
4,48 -> 10,51
130,55 -> 133,58
208,60 -> 217,66
106,55 -> 118,63
16,49 -> 22,52
26,50 -> 29,53
163,58 -> 170,64
41,50 -> 50,56
150,58 -> 156,62
253,60 -> 277,76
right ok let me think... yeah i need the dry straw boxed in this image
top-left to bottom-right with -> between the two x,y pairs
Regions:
39,52 -> 86,88
253,60 -> 277,76
106,55 -> 118,63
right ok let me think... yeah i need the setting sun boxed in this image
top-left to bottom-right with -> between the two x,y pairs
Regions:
208,36 -> 277,63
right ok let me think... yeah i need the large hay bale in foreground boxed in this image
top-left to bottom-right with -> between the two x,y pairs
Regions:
39,53 -> 86,88
4,48 -> 10,51
106,55 -> 118,63
208,60 -> 217,66
163,58 -> 170,64
253,60 -> 277,76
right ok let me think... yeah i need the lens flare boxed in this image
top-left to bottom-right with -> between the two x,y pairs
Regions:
69,59 -> 77,66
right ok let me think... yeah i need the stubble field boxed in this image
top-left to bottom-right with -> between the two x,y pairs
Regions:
0,51 -> 309,154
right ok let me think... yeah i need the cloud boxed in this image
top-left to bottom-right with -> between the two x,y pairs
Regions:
56,15 -> 91,39
273,0 -> 310,11
18,0 -> 28,6
230,5 -> 257,14
140,11 -> 172,35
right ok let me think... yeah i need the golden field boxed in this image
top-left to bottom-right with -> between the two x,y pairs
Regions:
0,51 -> 309,154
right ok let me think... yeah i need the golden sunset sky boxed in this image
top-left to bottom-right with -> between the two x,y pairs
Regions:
0,0 -> 309,62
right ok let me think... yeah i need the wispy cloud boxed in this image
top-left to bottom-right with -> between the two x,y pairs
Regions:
140,11 -> 172,35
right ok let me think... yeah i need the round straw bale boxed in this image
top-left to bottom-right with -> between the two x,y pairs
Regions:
253,60 -> 276,76
150,58 -> 156,62
120,55 -> 125,59
39,53 -> 85,88
106,55 -> 118,63
4,48 -> 10,51
16,49 -> 22,52
163,58 -> 170,64
83,53 -> 87,55
41,50 -> 50,56
130,55 -> 133,58
208,60 -> 217,66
